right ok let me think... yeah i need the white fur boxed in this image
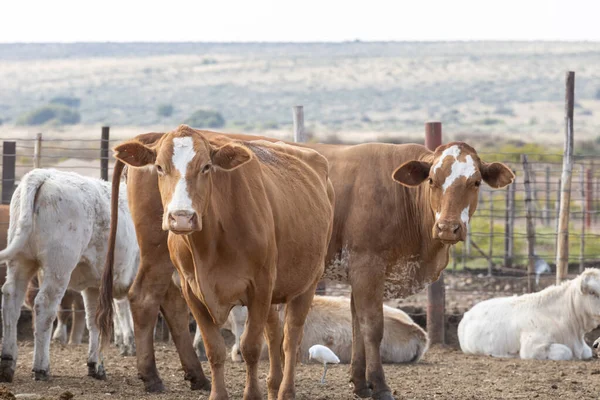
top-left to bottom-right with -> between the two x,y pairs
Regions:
432,145 -> 476,193
167,136 -> 196,214
458,269 -> 600,360
210,296 -> 429,364
461,205 -> 470,224
0,169 -> 138,378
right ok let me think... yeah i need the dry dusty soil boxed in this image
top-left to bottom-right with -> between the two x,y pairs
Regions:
2,341 -> 600,400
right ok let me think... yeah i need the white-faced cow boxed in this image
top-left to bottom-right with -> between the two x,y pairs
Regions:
0,169 -> 138,382
300,141 -> 514,399
106,126 -> 334,400
459,268 -> 600,360
209,296 -> 429,364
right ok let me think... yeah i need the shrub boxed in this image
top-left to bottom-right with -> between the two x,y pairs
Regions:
184,109 -> 225,129
16,104 -> 81,126
49,96 -> 81,108
157,104 -> 174,118
479,118 -> 504,126
493,106 -> 515,116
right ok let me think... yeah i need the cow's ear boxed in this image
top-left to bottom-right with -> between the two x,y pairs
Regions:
114,141 -> 156,168
481,162 -> 514,189
392,161 -> 432,187
211,144 -> 252,171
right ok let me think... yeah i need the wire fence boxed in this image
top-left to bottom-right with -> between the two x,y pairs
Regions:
2,126 -> 599,337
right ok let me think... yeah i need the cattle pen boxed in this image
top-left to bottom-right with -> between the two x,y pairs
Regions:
1,73 -> 600,399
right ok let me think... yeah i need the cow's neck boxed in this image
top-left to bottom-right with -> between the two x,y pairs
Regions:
415,183 -> 451,282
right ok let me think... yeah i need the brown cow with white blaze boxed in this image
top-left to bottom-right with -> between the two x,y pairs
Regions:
109,126 -> 334,400
303,141 -> 513,399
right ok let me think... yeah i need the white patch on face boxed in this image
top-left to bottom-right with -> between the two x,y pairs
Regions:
432,145 -> 477,193
461,205 -> 470,224
435,212 -> 441,221
167,136 -> 196,213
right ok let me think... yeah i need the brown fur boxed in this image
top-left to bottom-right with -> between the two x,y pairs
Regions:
96,131 -> 512,400
111,126 -> 334,400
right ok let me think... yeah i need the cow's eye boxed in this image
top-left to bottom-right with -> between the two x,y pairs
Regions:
474,180 -> 481,187
156,165 -> 164,175
428,178 -> 433,185
202,164 -> 212,174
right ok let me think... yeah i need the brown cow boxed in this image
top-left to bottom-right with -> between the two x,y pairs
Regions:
304,141 -> 514,399
97,130 -> 513,399
103,126 -> 334,400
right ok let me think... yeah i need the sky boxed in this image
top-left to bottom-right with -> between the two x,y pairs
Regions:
1,0 -> 599,43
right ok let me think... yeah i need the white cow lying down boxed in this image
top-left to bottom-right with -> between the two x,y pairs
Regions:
0,169 -> 139,382
458,268 -> 600,360
195,295 -> 429,364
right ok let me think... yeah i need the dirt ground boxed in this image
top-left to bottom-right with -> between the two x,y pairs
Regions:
1,341 -> 600,400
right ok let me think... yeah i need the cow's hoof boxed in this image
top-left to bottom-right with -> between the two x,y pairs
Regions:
33,369 -> 50,381
144,380 -> 166,393
87,362 -> 107,380
189,376 -> 211,391
372,390 -> 395,400
0,359 -> 15,383
353,387 -> 372,398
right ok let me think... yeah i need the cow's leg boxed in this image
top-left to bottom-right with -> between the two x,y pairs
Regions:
81,287 -> 106,380
182,284 -> 228,400
69,293 -> 86,345
264,306 -> 283,400
350,291 -> 370,398
114,298 -> 136,356
112,301 -> 124,352
52,293 -> 73,345
239,299 -> 271,400
278,287 -> 317,400
230,306 -> 246,363
520,333 -> 574,360
0,260 -> 37,382
192,323 -> 207,361
160,280 -> 211,391
32,267 -> 70,381
350,262 -> 393,400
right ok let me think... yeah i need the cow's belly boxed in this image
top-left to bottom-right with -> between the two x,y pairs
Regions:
322,250 -> 434,300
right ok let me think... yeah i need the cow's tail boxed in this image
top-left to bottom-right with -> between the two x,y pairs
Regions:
0,169 -> 51,263
96,159 -> 125,351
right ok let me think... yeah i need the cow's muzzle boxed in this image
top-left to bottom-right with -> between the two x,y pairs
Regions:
167,210 -> 200,234
433,220 -> 465,245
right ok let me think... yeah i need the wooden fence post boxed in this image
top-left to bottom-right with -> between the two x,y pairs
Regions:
586,168 -> 593,228
33,133 -> 42,169
101,126 -> 110,181
488,191 -> 494,276
544,166 -> 551,225
504,174 -> 516,269
556,71 -> 575,284
292,106 -> 307,143
425,121 -> 445,346
579,167 -> 586,273
2,141 -> 16,205
522,155 -> 536,293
